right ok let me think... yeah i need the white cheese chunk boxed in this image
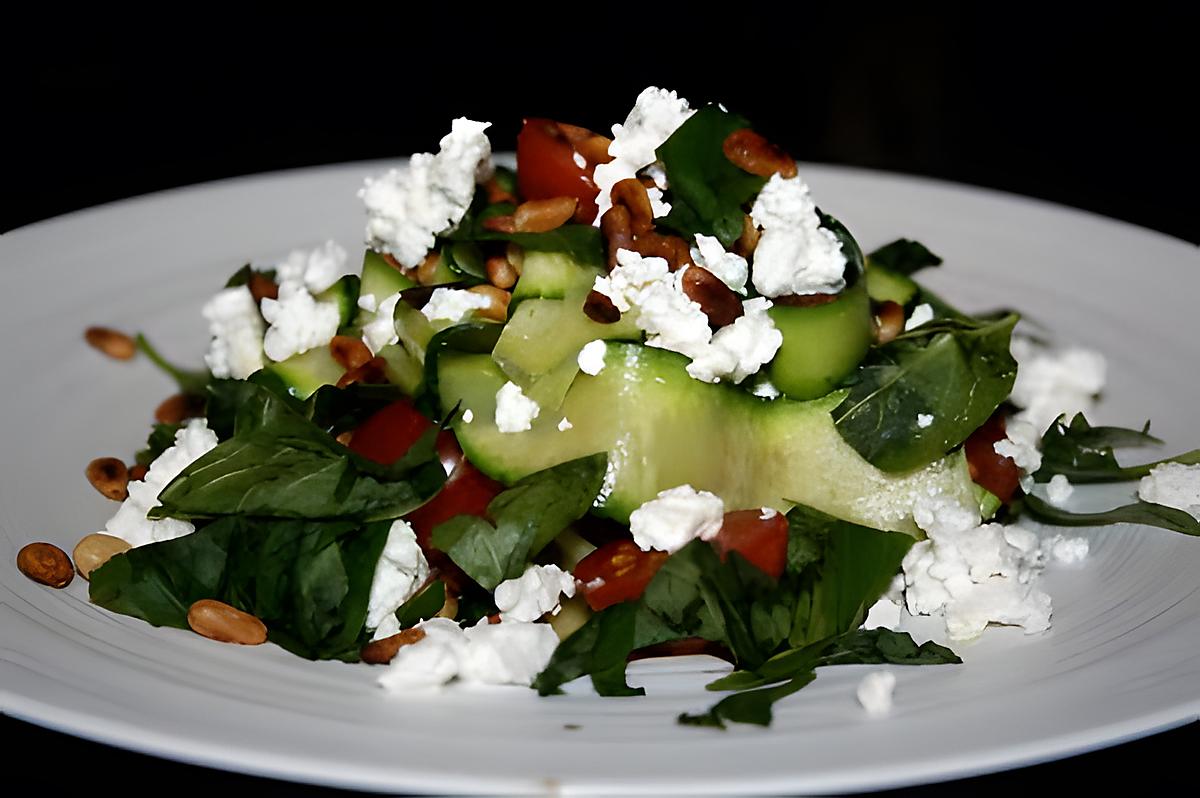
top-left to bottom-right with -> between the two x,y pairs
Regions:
105,418 -> 219,547
421,287 -> 492,324
1138,462 -> 1200,519
629,484 -> 725,553
494,381 -> 540,433
361,118 -> 494,267
201,285 -> 265,379
856,671 -> 896,718
260,288 -> 342,362
593,87 -> 694,223
1009,337 -> 1107,433
366,520 -> 431,640
916,413 -> 935,429
904,303 -> 933,331
749,174 -> 847,297
557,417 -> 573,432
377,618 -> 467,691
361,291 -> 402,354
994,419 -> 1043,476
458,620 -> 561,686
494,564 -> 577,622
577,339 -> 608,376
685,297 -> 783,384
1046,474 -> 1074,507
691,233 -> 749,294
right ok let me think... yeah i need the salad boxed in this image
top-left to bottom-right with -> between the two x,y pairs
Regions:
23,86 -> 1200,729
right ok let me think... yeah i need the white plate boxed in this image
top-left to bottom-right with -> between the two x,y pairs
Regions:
1,162 -> 1197,795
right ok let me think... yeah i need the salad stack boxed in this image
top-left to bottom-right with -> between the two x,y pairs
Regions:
36,87 -> 1199,727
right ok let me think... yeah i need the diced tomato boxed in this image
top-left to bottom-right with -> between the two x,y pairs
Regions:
347,399 -> 433,466
964,411 -> 1022,503
517,118 -> 600,224
574,540 -> 668,611
709,509 -> 789,579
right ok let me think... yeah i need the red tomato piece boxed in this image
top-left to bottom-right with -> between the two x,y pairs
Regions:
517,118 -> 600,224
964,411 -> 1022,503
709,509 -> 789,579
347,399 -> 433,466
574,540 -> 668,611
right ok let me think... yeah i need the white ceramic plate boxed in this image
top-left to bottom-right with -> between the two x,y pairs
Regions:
2,162 -> 1197,795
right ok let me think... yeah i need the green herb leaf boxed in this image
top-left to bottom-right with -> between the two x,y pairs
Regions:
224,263 -> 276,288
833,313 -> 1018,472
430,454 -> 606,590
442,241 -> 487,281
680,670 -> 817,729
1034,414 -> 1200,483
866,239 -> 943,276
1021,494 -> 1200,536
154,382 -> 446,521
656,106 -> 766,246
394,580 -> 446,628
819,628 -> 961,666
135,333 -> 210,396
135,422 -> 184,466
90,516 -> 390,661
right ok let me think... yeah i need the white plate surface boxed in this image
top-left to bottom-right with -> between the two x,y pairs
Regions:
1,162 -> 1198,795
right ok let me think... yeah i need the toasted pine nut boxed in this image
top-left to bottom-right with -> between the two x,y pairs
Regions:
722,129 -> 798,178
734,214 -> 761,257
600,206 -> 634,272
335,430 -> 354,446
416,252 -> 443,286
86,457 -> 129,501
484,176 -> 518,205
576,135 -> 614,165
467,285 -> 511,322
73,533 -> 131,581
330,336 -> 373,371
875,301 -> 905,345
360,627 -> 426,665
337,356 -> 387,389
486,256 -> 519,290
632,232 -> 693,272
482,215 -> 518,234
247,273 -> 279,303
610,179 -> 655,235
187,599 -> 268,645
583,290 -> 622,324
773,293 -> 840,308
17,542 -> 74,589
84,326 -> 136,360
513,197 -> 578,233
554,121 -> 595,144
128,463 -> 149,482
681,267 -> 744,328
155,393 -> 205,425
504,243 -> 525,275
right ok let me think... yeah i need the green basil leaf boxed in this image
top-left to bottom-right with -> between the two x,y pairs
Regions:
90,516 -> 390,661
394,580 -> 446,629
680,670 -> 817,729
430,453 -> 607,590
866,239 -> 943,276
819,628 -> 961,666
1021,494 -> 1200,536
1034,414 -> 1200,483
656,105 -> 766,247
833,313 -> 1018,472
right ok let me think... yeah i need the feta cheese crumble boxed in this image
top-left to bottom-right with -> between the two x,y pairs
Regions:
105,418 -> 219,547
900,493 -> 1053,641
494,564 -> 576,622
421,287 -> 492,324
557,417 -> 573,432
1138,462 -> 1200,519
685,297 -> 783,384
690,233 -> 749,294
856,671 -> 896,718
994,419 -> 1043,479
593,87 -> 694,222
462,409 -> 474,424
629,484 -> 724,553
1046,474 -> 1074,507
749,174 -> 847,297
1009,337 -> 1107,433
361,291 -> 402,353
201,285 -> 265,379
494,381 -> 540,433
904,303 -> 933,331
259,241 -> 348,362
577,339 -> 608,376
916,413 -> 935,429
275,239 -> 347,295
367,520 -> 431,640
361,118 -> 494,267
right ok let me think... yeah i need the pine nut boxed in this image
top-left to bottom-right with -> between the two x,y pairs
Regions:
128,463 -> 149,482
486,256 -> 518,289
575,135 -> 614,165
416,252 -> 443,286
610,179 -> 654,235
504,243 -> 525,275
681,267 -> 744,328
72,533 -> 131,581
360,627 -> 426,665
467,285 -> 511,322
482,215 -> 518,233
84,326 -> 136,360
17,542 -> 74,589
734,213 -> 761,257
875,301 -> 906,345
484,177 -> 518,205
513,197 -> 578,233
583,290 -> 622,324
436,593 -> 459,620
155,393 -> 204,424
336,356 -> 387,388
722,129 -> 797,178
600,206 -> 634,272
86,457 -> 130,501
330,335 -> 373,371
187,599 -> 268,645
335,430 -> 354,446
247,273 -> 279,303
632,231 -> 694,272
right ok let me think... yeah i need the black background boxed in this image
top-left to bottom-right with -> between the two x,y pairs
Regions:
4,7 -> 1196,795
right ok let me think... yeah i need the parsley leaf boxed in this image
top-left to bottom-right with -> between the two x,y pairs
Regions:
866,239 -> 943,276
1020,494 -> 1200,536
1034,414 -> 1200,483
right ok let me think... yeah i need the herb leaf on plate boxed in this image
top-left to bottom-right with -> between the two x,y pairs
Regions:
89,516 -> 391,661
430,453 -> 607,590
866,239 -> 943,276
135,333 -> 210,396
1034,413 -> 1200,483
1020,494 -> 1200,536
832,313 -> 1018,472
